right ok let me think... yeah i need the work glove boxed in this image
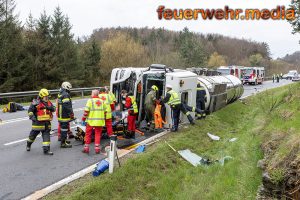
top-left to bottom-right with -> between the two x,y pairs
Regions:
30,116 -> 37,122
70,113 -> 74,119
81,117 -> 86,122
81,121 -> 87,126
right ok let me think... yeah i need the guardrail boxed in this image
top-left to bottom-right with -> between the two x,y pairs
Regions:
0,87 -> 104,99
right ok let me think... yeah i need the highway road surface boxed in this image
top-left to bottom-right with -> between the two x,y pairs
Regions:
0,79 -> 295,200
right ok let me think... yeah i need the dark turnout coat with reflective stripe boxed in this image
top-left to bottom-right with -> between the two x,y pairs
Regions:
57,89 -> 73,122
28,99 -> 55,131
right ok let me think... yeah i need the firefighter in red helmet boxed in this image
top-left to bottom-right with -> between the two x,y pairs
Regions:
26,88 -> 55,155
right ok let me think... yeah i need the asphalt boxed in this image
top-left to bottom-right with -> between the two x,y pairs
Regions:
0,79 -> 295,200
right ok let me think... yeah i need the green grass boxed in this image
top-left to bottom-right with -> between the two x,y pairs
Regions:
44,82 -> 300,200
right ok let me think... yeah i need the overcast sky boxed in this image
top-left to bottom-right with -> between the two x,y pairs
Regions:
15,0 -> 299,59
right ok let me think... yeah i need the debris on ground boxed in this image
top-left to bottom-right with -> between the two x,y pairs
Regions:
207,132 -> 220,141
218,156 -> 233,166
229,138 -> 237,142
135,145 -> 146,153
92,159 -> 109,177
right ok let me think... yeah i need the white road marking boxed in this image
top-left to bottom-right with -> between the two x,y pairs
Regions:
3,126 -> 77,146
4,135 -> 41,146
0,107 -> 85,125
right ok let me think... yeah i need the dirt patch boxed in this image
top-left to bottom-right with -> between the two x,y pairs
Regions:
257,131 -> 300,199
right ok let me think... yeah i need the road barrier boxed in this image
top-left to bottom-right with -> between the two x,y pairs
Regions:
0,87 -> 105,99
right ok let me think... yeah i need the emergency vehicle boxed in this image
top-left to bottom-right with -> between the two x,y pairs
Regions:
217,66 -> 244,81
242,67 -> 265,85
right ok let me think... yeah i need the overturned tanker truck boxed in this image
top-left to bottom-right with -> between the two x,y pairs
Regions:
110,64 -> 244,129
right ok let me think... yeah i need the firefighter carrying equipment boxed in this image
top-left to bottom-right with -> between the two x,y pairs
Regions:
39,88 -> 50,98
151,85 -> 159,91
154,103 -> 166,129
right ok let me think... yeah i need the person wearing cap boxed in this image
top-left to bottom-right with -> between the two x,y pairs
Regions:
144,85 -> 158,125
26,89 -> 55,155
162,84 -> 195,132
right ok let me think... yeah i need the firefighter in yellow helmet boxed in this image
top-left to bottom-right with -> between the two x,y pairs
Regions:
26,89 -> 55,155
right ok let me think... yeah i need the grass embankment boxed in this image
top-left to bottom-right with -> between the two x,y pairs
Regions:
45,83 -> 300,200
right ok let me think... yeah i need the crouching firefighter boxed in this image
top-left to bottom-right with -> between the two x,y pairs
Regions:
124,91 -> 138,139
57,82 -> 74,148
82,90 -> 107,154
162,84 -> 195,132
26,89 -> 55,155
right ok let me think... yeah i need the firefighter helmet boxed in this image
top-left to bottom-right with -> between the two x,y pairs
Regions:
39,88 -> 50,98
151,85 -> 158,91
61,82 -> 72,91
166,84 -> 172,89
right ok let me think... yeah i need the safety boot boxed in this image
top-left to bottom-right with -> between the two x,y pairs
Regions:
44,150 -> 54,155
26,141 -> 32,151
131,131 -> 136,139
82,144 -> 89,154
95,144 -> 100,154
187,115 -> 195,125
61,141 -> 72,148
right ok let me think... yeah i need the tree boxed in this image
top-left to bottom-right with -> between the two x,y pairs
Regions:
82,37 -> 101,85
289,0 -> 300,34
0,0 -> 24,92
177,27 -> 207,67
249,53 -> 263,66
207,52 -> 227,68
100,32 -> 148,81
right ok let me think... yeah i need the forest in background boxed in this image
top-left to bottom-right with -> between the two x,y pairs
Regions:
0,0 -> 299,92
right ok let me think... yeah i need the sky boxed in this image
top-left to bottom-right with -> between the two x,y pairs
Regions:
14,0 -> 300,59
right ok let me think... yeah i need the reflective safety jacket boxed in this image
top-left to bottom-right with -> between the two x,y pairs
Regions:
28,99 -> 55,131
99,93 -> 112,119
125,96 -> 138,114
57,89 -> 73,122
84,97 -> 106,127
165,90 -> 181,106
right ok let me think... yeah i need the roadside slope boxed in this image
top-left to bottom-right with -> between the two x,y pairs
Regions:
45,83 -> 300,200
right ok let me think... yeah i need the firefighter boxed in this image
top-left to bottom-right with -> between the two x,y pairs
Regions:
280,73 -> 283,80
105,86 -> 116,111
276,74 -> 280,83
26,89 -> 55,155
196,83 -> 206,119
123,90 -> 138,139
56,88 -> 74,142
57,82 -> 74,148
162,84 -> 194,132
272,74 -> 275,83
144,85 -> 158,124
82,90 -> 107,154
99,87 -> 113,137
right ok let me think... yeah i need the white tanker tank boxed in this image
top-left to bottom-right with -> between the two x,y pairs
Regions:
197,75 -> 244,111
